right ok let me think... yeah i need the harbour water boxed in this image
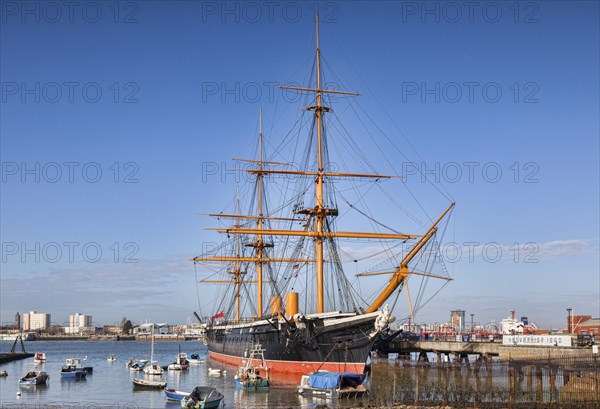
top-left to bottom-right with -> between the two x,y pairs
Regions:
0,340 -> 357,408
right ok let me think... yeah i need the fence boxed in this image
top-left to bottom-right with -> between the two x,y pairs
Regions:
369,354 -> 600,408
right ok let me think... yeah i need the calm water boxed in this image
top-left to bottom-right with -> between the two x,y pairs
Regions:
0,340 -> 353,408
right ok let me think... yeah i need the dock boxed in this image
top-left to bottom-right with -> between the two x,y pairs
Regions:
386,338 -> 595,362
0,352 -> 34,365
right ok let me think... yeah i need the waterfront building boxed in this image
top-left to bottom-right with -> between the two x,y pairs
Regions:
15,312 -> 20,330
23,311 -> 50,331
65,313 -> 93,334
569,315 -> 599,335
451,310 -> 466,331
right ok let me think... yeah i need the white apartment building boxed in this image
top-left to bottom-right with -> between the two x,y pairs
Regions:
23,311 -> 51,331
65,313 -> 93,334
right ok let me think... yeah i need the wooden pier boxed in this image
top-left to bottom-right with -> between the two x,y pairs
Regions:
386,339 -> 595,362
0,352 -> 33,365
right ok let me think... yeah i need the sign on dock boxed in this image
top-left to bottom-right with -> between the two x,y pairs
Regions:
502,335 -> 572,347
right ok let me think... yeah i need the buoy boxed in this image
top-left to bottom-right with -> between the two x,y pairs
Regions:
16,390 -> 21,396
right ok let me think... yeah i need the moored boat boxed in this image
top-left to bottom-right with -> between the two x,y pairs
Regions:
19,371 -> 49,385
165,388 -> 190,401
143,326 -> 163,375
188,353 -> 205,365
33,352 -> 46,364
234,344 -> 269,390
167,352 -> 189,371
132,377 -> 167,389
107,355 -> 116,362
60,365 -> 86,379
180,386 -> 224,409
297,371 -> 368,399
64,357 -> 93,374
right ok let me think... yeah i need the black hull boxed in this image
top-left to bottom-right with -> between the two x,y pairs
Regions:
206,313 -> 380,373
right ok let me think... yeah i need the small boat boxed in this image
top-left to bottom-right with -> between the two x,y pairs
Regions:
165,388 -> 190,401
126,358 -> 146,368
60,365 -> 87,379
107,355 -> 116,362
0,370 -> 7,377
143,327 -> 163,375
207,368 -> 225,377
19,371 -> 49,385
64,357 -> 93,374
180,386 -> 224,409
34,353 -> 46,364
129,361 -> 146,372
168,352 -> 189,371
144,363 -> 163,376
188,353 -> 205,365
234,344 -> 269,390
297,371 -> 368,398
132,377 -> 167,389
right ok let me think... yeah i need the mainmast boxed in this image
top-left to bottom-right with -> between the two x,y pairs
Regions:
254,109 -> 267,317
314,13 -> 325,313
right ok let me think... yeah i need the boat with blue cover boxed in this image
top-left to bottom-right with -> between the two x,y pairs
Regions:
297,371 -> 368,398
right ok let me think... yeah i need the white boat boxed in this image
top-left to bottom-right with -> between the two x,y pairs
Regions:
33,352 -> 46,364
208,367 -> 225,377
188,353 -> 205,365
129,361 -> 146,372
19,371 -> 49,385
165,388 -> 190,401
143,326 -> 163,376
107,355 -> 116,362
0,371 -> 7,377
297,371 -> 368,399
132,377 -> 167,389
167,352 -> 189,370
65,357 -> 93,373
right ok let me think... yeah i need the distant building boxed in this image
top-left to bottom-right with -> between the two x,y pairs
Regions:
570,315 -> 599,336
65,313 -> 93,334
451,310 -> 465,331
15,312 -> 20,331
133,323 -> 174,335
23,311 -> 50,331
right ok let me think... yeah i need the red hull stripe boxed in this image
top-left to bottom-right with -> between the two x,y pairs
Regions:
209,351 -> 365,374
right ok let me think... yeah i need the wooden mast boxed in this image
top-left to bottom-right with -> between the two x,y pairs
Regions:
314,13 -> 325,313
363,202 -> 455,314
256,109 -> 265,317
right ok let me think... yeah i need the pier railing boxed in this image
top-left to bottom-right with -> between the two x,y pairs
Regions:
370,354 -> 600,408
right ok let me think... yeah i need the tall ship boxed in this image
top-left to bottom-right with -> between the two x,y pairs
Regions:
193,15 -> 455,374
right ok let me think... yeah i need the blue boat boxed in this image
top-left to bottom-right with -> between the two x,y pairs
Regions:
297,371 -> 368,398
165,388 -> 190,401
60,365 -> 87,379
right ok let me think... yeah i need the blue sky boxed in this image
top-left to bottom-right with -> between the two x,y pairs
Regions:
1,1 -> 598,330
